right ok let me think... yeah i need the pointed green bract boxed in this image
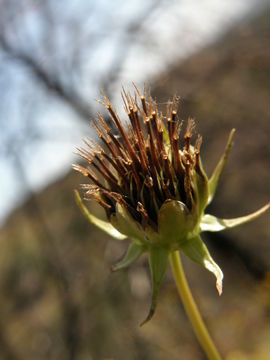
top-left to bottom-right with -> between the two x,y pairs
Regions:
110,203 -> 145,243
74,190 -> 127,240
141,246 -> 169,326
180,235 -> 223,295
194,169 -> 209,217
208,129 -> 235,204
111,243 -> 145,271
200,202 -> 270,232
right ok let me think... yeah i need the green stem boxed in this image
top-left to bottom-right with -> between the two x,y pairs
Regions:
169,251 -> 222,360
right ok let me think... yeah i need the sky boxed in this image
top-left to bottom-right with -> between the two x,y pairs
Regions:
0,0 -> 268,225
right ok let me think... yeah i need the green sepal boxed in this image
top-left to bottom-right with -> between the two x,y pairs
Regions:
157,200 -> 193,247
110,203 -> 145,243
208,129 -> 235,204
180,235 -> 223,295
200,202 -> 270,232
74,190 -> 127,240
111,242 -> 145,272
140,246 -> 169,326
194,161 -> 209,217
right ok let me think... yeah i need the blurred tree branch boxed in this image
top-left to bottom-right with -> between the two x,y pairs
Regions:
0,0 -> 164,124
0,33 -> 92,121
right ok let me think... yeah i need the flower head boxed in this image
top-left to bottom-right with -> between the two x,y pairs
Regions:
74,85 -> 270,324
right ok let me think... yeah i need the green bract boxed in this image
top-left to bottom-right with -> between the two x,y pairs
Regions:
74,86 -> 270,324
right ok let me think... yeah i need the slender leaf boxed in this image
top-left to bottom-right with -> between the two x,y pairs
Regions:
140,246 -> 169,326
180,235 -> 223,295
200,202 -> 270,232
208,129 -> 235,204
74,190 -> 126,240
111,242 -> 145,271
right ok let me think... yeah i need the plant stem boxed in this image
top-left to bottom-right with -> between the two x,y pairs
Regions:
169,251 -> 222,360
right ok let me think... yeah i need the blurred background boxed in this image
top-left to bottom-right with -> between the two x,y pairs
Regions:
0,0 -> 270,359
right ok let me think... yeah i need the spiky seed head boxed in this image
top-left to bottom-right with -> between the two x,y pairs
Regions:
74,85 -> 270,324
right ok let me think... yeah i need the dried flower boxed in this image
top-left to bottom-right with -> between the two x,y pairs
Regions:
74,85 -> 270,324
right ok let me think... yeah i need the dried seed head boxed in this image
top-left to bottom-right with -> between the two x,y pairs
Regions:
74,85 -> 270,325
74,86 -> 208,227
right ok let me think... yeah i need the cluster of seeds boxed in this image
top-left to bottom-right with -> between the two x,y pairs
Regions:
74,86 -> 207,229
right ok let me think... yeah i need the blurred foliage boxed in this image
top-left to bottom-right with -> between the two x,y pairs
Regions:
0,8 -> 270,360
